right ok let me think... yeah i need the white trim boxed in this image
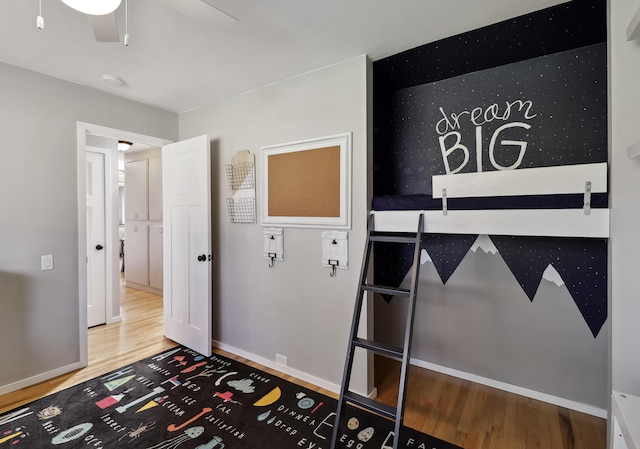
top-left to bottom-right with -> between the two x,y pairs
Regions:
211,339 -> 603,417
80,122 -> 173,148
124,281 -> 162,296
373,208 -> 610,238
212,340 -> 341,394
0,362 -> 83,396
627,4 -> 640,41
411,357 -> 607,418
432,162 -> 607,199
76,127 -> 88,367
212,340 -> 378,400
627,140 -> 640,160
261,132 -> 352,229
77,122 -> 172,369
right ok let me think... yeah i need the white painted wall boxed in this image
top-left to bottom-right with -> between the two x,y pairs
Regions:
610,0 -> 640,397
376,249 -> 608,413
0,62 -> 177,393
179,56 -> 372,392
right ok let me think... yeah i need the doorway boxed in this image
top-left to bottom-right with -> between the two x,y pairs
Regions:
76,122 -> 172,366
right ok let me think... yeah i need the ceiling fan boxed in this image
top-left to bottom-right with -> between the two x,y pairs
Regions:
82,0 -> 126,44
36,0 -> 127,43
40,0 -> 238,45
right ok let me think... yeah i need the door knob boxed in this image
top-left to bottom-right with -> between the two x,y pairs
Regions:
197,254 -> 206,262
96,244 -> 104,250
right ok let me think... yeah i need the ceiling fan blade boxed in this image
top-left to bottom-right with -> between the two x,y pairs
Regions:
199,0 -> 239,30
87,13 -> 120,42
157,0 -> 238,32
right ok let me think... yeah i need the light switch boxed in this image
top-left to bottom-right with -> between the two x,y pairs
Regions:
41,254 -> 53,271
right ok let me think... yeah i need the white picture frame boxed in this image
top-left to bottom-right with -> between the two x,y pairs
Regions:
261,132 -> 352,229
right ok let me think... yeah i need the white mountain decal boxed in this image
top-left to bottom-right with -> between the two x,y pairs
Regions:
420,249 -> 432,264
470,235 -> 498,254
542,264 -> 565,287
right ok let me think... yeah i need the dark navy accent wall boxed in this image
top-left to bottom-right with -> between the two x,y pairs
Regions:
384,44 -> 606,195
373,0 -> 606,195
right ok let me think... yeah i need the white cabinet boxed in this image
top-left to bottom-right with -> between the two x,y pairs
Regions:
124,153 -> 163,294
124,223 -> 148,286
124,159 -> 148,221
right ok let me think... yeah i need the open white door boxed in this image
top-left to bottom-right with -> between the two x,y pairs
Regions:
162,135 -> 212,356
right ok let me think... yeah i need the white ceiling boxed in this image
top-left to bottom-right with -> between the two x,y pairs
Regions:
0,0 -> 569,114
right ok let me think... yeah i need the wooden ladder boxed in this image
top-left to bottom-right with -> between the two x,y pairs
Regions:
330,212 -> 424,449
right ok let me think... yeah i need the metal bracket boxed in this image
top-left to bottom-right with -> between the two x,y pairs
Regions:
442,188 -> 448,216
583,181 -> 592,216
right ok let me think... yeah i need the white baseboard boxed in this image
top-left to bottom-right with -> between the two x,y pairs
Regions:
106,315 -> 122,325
212,340 -> 342,395
212,341 -> 379,400
410,357 -> 607,419
124,281 -> 162,296
0,362 -> 84,396
211,341 -> 604,418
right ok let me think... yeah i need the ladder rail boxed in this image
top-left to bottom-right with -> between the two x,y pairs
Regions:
393,213 -> 424,441
330,211 -> 424,449
329,213 -> 376,449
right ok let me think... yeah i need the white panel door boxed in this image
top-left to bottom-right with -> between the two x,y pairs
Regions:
162,135 -> 211,356
86,151 -> 106,327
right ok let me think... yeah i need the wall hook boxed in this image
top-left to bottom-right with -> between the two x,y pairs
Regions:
329,260 -> 338,277
263,227 -> 283,267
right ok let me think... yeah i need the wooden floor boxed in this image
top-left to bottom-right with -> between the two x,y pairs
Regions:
0,283 -> 607,449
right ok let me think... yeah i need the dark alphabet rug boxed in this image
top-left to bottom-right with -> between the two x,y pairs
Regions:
0,346 -> 461,449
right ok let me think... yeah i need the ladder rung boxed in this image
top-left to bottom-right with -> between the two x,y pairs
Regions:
370,234 -> 417,244
352,337 -> 403,360
362,284 -> 410,296
343,391 -> 397,420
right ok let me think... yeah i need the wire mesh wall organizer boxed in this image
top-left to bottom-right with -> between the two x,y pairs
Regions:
226,197 -> 256,223
225,150 -> 256,224
225,162 -> 255,190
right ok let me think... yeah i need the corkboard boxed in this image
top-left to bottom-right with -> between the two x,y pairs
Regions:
267,146 -> 340,217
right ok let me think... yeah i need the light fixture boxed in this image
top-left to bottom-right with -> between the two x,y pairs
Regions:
118,141 -> 133,152
59,0 -> 122,16
101,74 -> 124,86
36,0 -> 131,47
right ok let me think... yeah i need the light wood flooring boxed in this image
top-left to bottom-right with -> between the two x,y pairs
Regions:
0,283 -> 606,448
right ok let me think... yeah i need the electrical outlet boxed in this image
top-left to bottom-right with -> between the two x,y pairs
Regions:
41,255 -> 53,271
275,354 -> 288,366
